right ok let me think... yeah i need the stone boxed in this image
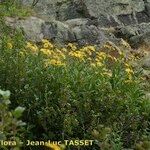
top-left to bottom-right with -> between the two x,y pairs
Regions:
5,0 -> 150,47
5,16 -> 45,42
21,0 -> 150,26
5,16 -> 107,45
142,53 -> 150,69
114,26 -> 139,39
72,25 -> 107,45
41,20 -> 76,43
65,18 -> 89,28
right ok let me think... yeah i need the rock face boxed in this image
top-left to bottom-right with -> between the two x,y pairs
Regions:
10,0 -> 150,46
5,16 -> 107,45
21,0 -> 150,26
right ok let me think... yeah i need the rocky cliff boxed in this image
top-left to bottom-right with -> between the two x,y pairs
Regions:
5,0 -> 150,47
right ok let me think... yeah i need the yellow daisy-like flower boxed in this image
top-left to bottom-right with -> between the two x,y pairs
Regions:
42,39 -> 50,43
69,51 -> 86,60
67,43 -> 77,50
125,68 -> 134,74
124,63 -> 130,68
45,59 -> 65,67
103,44 -> 111,49
19,51 -> 25,57
90,63 -> 96,67
26,42 -> 38,53
7,42 -> 13,49
61,48 -> 67,52
113,57 -> 117,62
40,48 -> 53,56
44,43 -> 49,48
42,39 -> 54,49
117,49 -> 124,56
96,52 -> 107,59
96,62 -> 103,67
56,50 -> 66,59
124,79 -> 133,83
87,46 -> 95,52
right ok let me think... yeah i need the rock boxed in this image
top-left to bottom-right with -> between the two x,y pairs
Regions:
114,26 -> 139,39
5,16 -> 45,42
5,0 -> 150,47
21,0 -> 150,26
65,18 -> 89,28
41,20 -> 76,43
5,16 -> 107,45
72,25 -> 107,45
142,53 -> 150,69
129,31 -> 150,48
21,0 -> 80,20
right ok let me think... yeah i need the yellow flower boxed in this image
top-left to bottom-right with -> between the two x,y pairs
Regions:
45,59 -> 65,67
56,50 -> 66,59
125,68 -> 134,74
40,48 -> 53,56
103,44 -> 111,49
44,43 -> 49,48
45,143 -> 61,150
86,50 -> 92,56
118,49 -> 123,56
103,72 -> 112,77
120,38 -> 131,48
67,43 -> 77,50
69,51 -> 86,60
42,39 -> 54,49
87,46 -> 95,51
19,51 -> 25,57
96,52 -> 107,59
113,57 -> 117,62
26,42 -> 38,53
42,39 -> 50,43
87,58 -> 92,61
90,63 -> 96,67
124,79 -> 132,83
96,62 -> 103,67
7,42 -> 13,49
61,48 -> 67,52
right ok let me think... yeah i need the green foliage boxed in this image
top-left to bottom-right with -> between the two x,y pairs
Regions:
0,23 -> 149,149
0,89 -> 26,150
0,0 -> 33,18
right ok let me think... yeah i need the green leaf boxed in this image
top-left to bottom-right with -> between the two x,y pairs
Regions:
0,132 -> 6,140
12,106 -> 25,118
4,99 -> 11,105
16,120 -> 26,126
0,89 -> 10,99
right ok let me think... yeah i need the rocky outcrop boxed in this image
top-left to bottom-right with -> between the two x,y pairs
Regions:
21,0 -> 150,26
5,16 -> 107,45
9,0 -> 149,47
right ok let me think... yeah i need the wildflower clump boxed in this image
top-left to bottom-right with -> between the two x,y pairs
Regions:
0,38 -> 149,150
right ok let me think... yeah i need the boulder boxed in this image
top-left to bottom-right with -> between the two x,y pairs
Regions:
21,0 -> 150,26
72,25 -> 107,45
5,16 -> 107,45
5,0 -> 150,47
41,20 -> 76,43
142,53 -> 150,70
5,16 -> 45,42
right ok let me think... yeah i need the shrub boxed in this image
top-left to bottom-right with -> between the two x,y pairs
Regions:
0,89 -> 26,150
0,33 -> 150,149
